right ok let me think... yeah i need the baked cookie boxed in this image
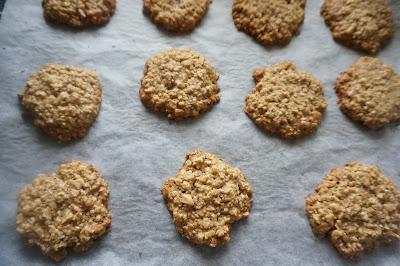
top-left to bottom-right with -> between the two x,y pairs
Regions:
161,150 -> 253,247
140,48 -> 220,120
335,57 -> 400,128
16,161 -> 111,261
244,61 -> 327,139
232,0 -> 306,46
306,162 -> 400,260
143,0 -> 212,33
42,0 -> 116,28
18,64 -> 102,143
321,0 -> 393,53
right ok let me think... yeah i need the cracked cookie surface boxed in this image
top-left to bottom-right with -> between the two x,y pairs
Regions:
140,48 -> 220,120
232,0 -> 306,46
42,0 -> 116,28
18,64 -> 102,143
161,150 -> 253,247
244,61 -> 327,139
321,0 -> 393,53
335,57 -> 400,128
143,0 -> 212,33
306,162 -> 400,260
16,161 -> 111,261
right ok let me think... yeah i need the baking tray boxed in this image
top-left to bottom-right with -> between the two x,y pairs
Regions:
0,0 -> 399,265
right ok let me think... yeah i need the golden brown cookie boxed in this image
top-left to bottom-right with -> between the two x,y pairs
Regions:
321,0 -> 393,53
140,48 -> 220,120
18,64 -> 102,143
42,0 -> 116,28
244,61 -> 327,139
306,162 -> 400,260
161,150 -> 253,247
335,57 -> 400,128
232,0 -> 306,46
143,0 -> 212,33
16,161 -> 111,261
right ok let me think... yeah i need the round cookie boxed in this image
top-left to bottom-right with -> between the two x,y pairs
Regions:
16,161 -> 111,261
42,0 -> 116,28
232,0 -> 306,46
335,57 -> 400,128
306,162 -> 400,260
143,0 -> 212,33
244,61 -> 327,139
140,48 -> 220,120
18,64 -> 102,143
161,150 -> 253,247
321,0 -> 393,54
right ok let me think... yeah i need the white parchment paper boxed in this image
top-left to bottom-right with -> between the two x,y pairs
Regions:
0,0 -> 399,265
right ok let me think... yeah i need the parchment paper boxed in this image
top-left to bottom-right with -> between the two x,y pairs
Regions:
0,1 -> 399,265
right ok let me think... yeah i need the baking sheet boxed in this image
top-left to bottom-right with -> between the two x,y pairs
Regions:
0,0 -> 5,19
0,0 -> 399,265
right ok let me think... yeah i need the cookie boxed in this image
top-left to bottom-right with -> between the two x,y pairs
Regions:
161,150 -> 253,247
244,61 -> 327,139
140,48 -> 220,120
321,0 -> 393,53
143,0 -> 212,33
335,57 -> 400,128
18,64 -> 102,143
232,0 -> 306,46
16,161 -> 111,261
42,0 -> 116,28
306,162 -> 400,260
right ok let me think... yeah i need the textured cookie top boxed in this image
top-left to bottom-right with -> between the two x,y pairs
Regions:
42,0 -> 116,28
143,0 -> 212,33
232,0 -> 306,46
140,48 -> 220,120
16,161 -> 111,261
244,61 -> 327,139
321,0 -> 393,53
19,64 -> 102,142
161,150 -> 253,247
306,162 -> 400,260
335,57 -> 400,128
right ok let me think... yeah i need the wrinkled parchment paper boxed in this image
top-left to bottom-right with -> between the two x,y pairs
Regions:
0,0 -> 399,265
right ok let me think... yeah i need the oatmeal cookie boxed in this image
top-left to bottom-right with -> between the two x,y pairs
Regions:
232,0 -> 306,46
42,0 -> 116,28
306,162 -> 400,260
244,61 -> 327,139
143,0 -> 212,33
18,64 -> 102,143
321,0 -> 393,53
161,150 -> 253,247
16,161 -> 111,261
335,57 -> 400,128
140,48 -> 220,120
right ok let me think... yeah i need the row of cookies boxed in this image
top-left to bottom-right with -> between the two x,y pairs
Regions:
42,0 -> 395,54
18,48 -> 400,142
16,151 -> 400,261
